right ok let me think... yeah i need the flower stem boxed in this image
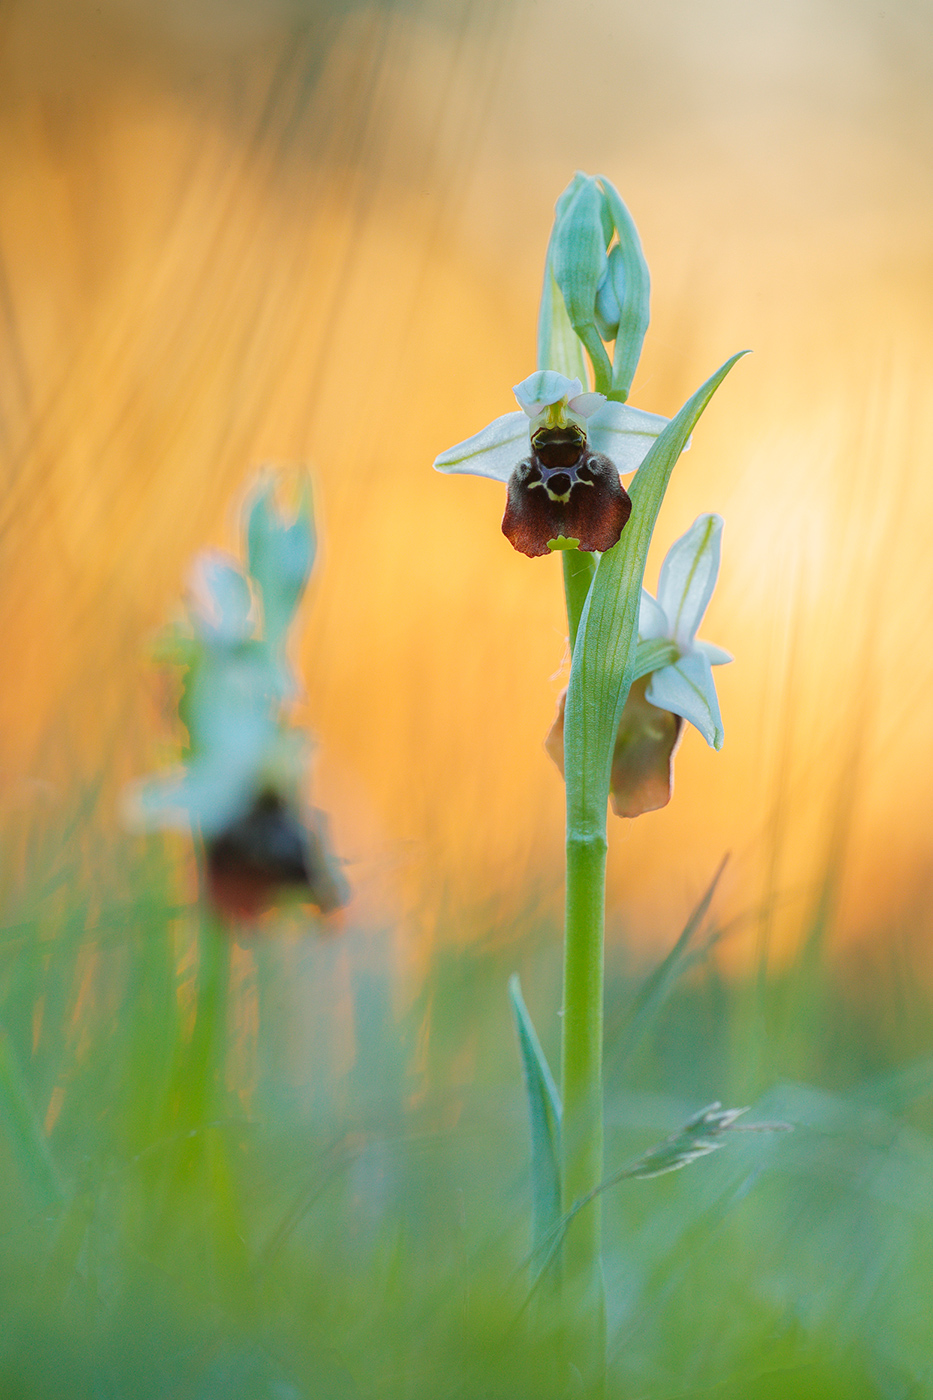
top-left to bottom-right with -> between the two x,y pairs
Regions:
561,549 -> 607,1383
562,549 -> 596,654
559,827 -> 608,1380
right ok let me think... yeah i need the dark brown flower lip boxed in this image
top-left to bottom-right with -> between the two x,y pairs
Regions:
502,449 -> 632,558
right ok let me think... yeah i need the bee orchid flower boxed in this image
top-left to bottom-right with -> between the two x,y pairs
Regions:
129,473 -> 349,923
547,513 -> 732,816
434,370 -> 670,557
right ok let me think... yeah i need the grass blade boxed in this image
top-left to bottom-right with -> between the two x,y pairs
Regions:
0,1023 -> 63,1210
508,974 -> 562,1260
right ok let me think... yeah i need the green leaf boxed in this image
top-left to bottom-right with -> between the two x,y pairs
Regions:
508,975 -> 562,1259
598,178 -> 651,403
563,352 -> 748,841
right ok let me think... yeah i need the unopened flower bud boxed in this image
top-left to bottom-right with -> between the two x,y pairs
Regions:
246,470 -> 316,652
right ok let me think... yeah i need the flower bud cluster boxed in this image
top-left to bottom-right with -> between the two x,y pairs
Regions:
542,173 -> 650,402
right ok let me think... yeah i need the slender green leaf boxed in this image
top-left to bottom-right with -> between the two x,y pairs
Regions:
563,352 -> 749,840
508,975 -> 562,1258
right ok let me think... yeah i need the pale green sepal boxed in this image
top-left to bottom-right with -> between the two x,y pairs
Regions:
646,650 -> 724,748
598,178 -> 651,402
247,472 -> 316,652
656,512 -> 723,648
632,637 -> 678,682
549,175 -> 613,393
514,370 -> 582,416
563,352 -> 748,840
508,974 -> 562,1259
697,640 -> 733,666
432,410 -> 528,483
594,253 -> 621,343
587,401 -> 670,476
638,588 -> 669,640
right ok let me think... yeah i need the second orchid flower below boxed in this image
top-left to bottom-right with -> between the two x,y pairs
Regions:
547,513 -> 732,816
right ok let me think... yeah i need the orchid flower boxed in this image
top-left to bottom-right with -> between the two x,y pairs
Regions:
547,514 -> 731,817
433,369 -> 670,557
129,472 -> 348,921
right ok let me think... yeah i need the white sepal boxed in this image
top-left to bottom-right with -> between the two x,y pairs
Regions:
638,588 -> 670,641
656,513 -> 723,647
646,650 -> 724,750
432,410 -> 530,482
696,640 -> 733,666
587,402 -> 671,476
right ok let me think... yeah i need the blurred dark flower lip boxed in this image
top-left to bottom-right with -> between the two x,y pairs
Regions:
205,790 -> 349,924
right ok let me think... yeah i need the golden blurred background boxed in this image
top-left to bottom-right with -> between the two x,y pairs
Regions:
2,0 -> 933,966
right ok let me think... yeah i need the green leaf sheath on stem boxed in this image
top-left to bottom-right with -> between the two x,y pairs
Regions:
508,975 -> 562,1262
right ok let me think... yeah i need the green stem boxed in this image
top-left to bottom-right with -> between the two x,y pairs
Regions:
560,535 -> 607,1378
559,830 -> 607,1374
562,550 -> 596,655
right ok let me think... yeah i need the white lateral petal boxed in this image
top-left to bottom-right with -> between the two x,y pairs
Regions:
638,588 -> 670,641
567,391 -> 606,418
645,651 -> 725,749
696,639 -> 733,666
656,514 -> 723,647
513,370 -> 581,416
587,402 -> 670,475
433,411 -> 529,482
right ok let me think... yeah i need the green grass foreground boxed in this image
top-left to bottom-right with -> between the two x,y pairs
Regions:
1,814 -> 931,1399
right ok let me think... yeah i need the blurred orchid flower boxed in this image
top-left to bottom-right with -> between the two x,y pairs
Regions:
547,514 -> 731,817
128,471 -> 348,922
434,370 -> 670,557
